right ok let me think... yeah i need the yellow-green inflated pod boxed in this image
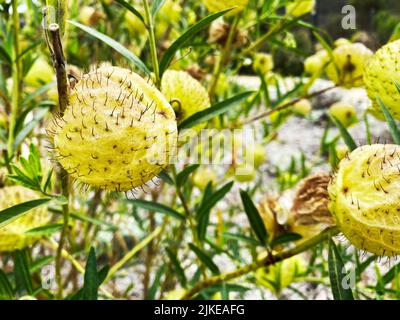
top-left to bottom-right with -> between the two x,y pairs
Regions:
203,0 -> 249,16
326,43 -> 372,88
328,144 -> 400,256
0,186 -> 51,252
286,0 -> 315,17
303,50 -> 329,75
253,53 -> 274,74
328,102 -> 357,128
49,66 -> 178,192
161,70 -> 210,140
363,40 -> 400,120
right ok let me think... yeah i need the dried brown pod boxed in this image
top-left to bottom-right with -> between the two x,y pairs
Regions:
292,172 -> 334,226
258,172 -> 334,246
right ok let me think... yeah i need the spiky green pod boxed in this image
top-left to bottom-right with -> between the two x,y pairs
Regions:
363,40 -> 400,120
49,66 -> 178,192
328,144 -> 400,256
0,186 -> 51,252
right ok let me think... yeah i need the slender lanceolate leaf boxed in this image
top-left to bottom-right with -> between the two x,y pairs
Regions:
176,164 -> 199,188
13,107 -> 50,152
68,20 -> 151,75
179,92 -> 254,130
330,116 -> 357,151
129,199 -> 185,221
377,97 -> 400,145
270,233 -> 302,247
189,243 -> 220,275
158,170 -> 174,185
328,239 -> 354,300
394,80 -> 400,95
14,250 -> 33,296
151,0 -> 166,16
222,232 -> 259,246
0,198 -> 51,229
239,190 -> 268,246
159,9 -> 231,75
166,247 -> 187,288
25,224 -> 63,236
114,0 -> 145,24
70,265 -> 109,300
83,247 -> 98,300
0,270 -> 14,299
0,44 -> 12,64
147,264 -> 167,299
197,182 -> 234,241
380,262 -> 400,286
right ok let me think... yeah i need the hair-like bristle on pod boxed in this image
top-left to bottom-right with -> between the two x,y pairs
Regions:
328,144 -> 400,257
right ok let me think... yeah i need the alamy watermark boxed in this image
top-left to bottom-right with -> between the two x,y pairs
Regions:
341,5 -> 356,30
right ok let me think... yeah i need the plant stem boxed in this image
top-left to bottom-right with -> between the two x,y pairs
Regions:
181,226 -> 339,299
7,0 -> 21,164
104,226 -> 162,283
143,0 -> 160,87
208,15 -> 240,101
242,84 -> 337,125
45,23 -> 70,299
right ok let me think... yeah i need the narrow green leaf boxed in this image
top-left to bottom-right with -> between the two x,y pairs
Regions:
43,169 -> 54,193
147,264 -> 167,299
25,224 -> 63,236
222,232 -> 259,246
114,0 -> 145,24
129,199 -> 185,221
14,250 -> 33,296
328,239 -> 354,300
0,198 -> 51,229
189,243 -> 220,275
0,44 -> 12,64
83,247 -> 98,300
30,256 -> 54,273
197,182 -> 234,241
166,247 -> 187,288
69,265 -> 109,300
159,9 -> 231,75
0,270 -> 14,299
394,80 -> 400,95
377,97 -> 400,145
22,82 -> 55,106
330,116 -> 357,151
381,262 -> 400,286
176,164 -> 199,187
158,170 -> 174,185
178,91 -> 254,130
68,20 -> 151,75
151,0 -> 166,16
239,190 -> 268,246
356,255 -> 376,277
270,233 -> 302,247
70,211 -> 117,231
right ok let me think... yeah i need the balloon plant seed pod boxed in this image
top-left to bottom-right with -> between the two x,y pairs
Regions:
203,0 -> 249,16
48,66 -> 178,192
326,43 -> 373,88
363,39 -> 400,120
0,186 -> 51,252
258,172 -> 335,246
328,144 -> 400,257
161,70 -> 210,144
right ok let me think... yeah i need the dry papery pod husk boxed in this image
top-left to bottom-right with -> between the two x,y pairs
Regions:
258,172 -> 335,246
208,20 -> 249,49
